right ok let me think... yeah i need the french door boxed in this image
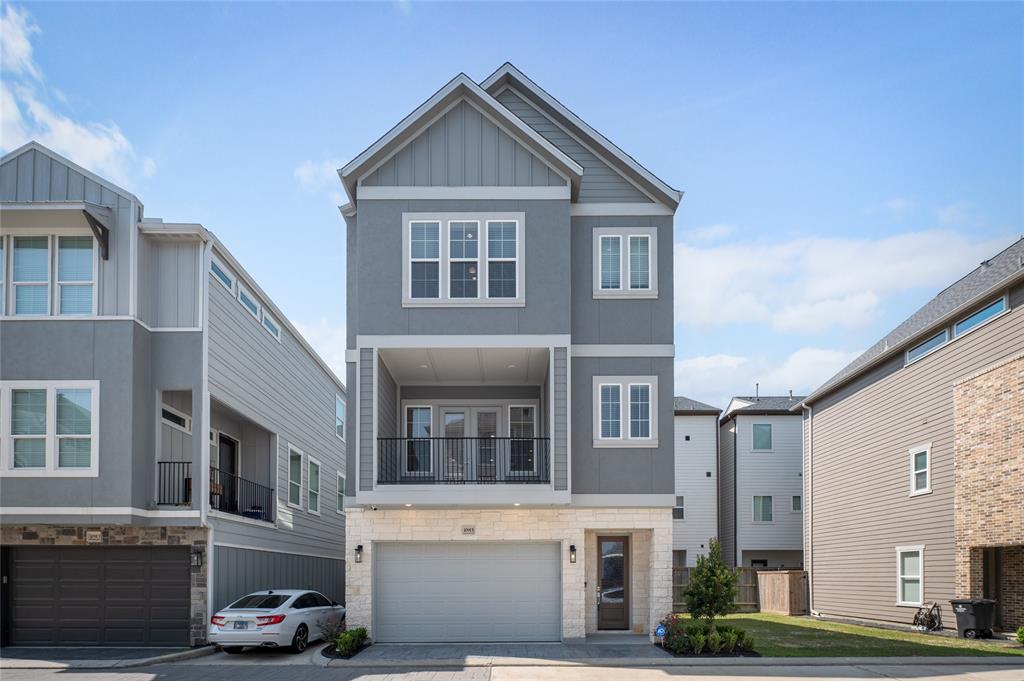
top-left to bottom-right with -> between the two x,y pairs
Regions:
439,407 -> 500,482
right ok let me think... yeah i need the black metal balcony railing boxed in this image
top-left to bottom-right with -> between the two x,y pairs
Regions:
157,461 -> 192,506
210,466 -> 275,523
377,437 -> 551,485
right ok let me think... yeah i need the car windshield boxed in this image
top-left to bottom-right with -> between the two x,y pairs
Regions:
227,594 -> 290,609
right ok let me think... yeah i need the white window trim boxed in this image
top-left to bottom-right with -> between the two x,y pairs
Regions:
335,395 -> 346,442
909,443 -> 932,496
896,545 -> 925,607
597,383 -> 622,441
401,212 -> 526,308
598,235 -> 622,291
627,234 -> 652,291
507,403 -> 538,474
751,423 -> 774,452
905,329 -> 949,365
674,495 -> 686,521
1,380 -> 100,478
752,495 -> 774,523
161,403 -> 192,435
448,219 -> 481,300
952,294 -> 1009,339
12,234 -> 52,316
210,255 -> 235,293
628,382 -> 653,440
287,445 -> 304,510
0,234 -> 6,316
307,455 -> 322,515
55,235 -> 98,316
336,470 -> 346,515
404,405 -> 434,474
592,376 -> 659,448
592,227 -> 658,299
791,495 -> 802,513
260,310 -> 281,342
237,283 -> 261,320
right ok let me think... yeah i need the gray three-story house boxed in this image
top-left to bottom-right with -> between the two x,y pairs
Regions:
340,64 -> 680,642
0,142 -> 346,647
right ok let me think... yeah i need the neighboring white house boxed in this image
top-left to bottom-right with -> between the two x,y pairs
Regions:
718,394 -> 804,568
673,397 -> 720,569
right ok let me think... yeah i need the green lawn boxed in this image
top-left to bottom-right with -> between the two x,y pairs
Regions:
680,613 -> 1024,657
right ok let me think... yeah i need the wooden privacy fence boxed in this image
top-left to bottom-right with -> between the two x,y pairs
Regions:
756,569 -> 808,615
672,567 -> 761,613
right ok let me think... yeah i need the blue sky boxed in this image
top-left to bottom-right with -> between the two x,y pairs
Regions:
2,1 -> 1021,407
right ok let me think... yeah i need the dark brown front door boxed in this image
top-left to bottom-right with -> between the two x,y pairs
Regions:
597,536 -> 629,630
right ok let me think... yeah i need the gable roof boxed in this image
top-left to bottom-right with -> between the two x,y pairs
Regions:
673,396 -> 721,415
801,237 -> 1024,407
1,140 -> 143,207
722,395 -> 804,422
338,73 -> 583,210
481,63 -> 683,210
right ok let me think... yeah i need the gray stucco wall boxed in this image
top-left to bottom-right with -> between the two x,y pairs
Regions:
213,545 -> 345,610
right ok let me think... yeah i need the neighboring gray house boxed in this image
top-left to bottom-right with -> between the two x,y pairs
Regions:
718,395 -> 804,569
340,64 -> 680,642
799,238 -> 1024,632
0,142 -> 346,647
672,397 -> 720,569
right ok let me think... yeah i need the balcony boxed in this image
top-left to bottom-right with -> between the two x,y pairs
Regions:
156,462 -> 275,523
378,437 -> 550,485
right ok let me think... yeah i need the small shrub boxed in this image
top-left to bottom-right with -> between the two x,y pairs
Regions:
335,627 -> 368,656
684,538 -> 738,622
688,632 -> 706,655
720,629 -> 738,654
657,614 -> 689,655
705,629 -> 723,654
685,619 -> 711,639
1017,626 -> 1024,646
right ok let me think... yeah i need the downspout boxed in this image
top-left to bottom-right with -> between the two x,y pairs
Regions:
803,404 -> 817,616
732,422 -> 738,567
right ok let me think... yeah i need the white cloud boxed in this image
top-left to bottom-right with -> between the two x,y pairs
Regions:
682,224 -> 736,244
937,201 -> 971,226
294,158 -> 344,206
675,230 -> 1004,334
293,318 -> 347,379
0,5 -> 154,187
675,347 -> 862,410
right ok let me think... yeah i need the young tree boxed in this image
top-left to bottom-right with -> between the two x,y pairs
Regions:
684,538 -> 737,622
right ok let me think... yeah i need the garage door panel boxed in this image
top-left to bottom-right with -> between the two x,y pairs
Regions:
375,542 -> 560,643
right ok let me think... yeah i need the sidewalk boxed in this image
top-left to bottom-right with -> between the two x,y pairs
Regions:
0,646 -> 215,670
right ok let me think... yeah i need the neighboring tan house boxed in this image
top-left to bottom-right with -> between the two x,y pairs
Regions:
799,238 -> 1024,632
340,64 -> 681,642
672,397 -> 720,569
0,142 -> 347,647
718,395 -> 804,569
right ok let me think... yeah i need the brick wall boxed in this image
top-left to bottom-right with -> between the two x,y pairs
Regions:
953,353 -> 1024,630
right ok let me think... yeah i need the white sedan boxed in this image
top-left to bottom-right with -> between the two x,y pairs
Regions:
209,589 -> 345,653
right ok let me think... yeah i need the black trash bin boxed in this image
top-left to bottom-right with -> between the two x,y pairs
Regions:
949,598 -> 996,639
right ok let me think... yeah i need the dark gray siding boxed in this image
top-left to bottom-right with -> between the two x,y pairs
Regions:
570,215 -> 674,345
359,348 -> 374,492
553,347 -> 568,491
0,147 -> 136,315
362,100 -> 565,188
718,421 -> 737,567
353,199 -> 571,336
378,359 -> 398,438
213,546 -> 344,610
494,88 -> 652,203
569,356 -> 674,494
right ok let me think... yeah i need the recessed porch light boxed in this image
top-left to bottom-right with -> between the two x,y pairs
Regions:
507,364 -> 517,369
404,503 -> 412,507
419,364 -> 429,369
513,503 -> 521,507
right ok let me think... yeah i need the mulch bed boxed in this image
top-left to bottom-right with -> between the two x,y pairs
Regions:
655,645 -> 761,658
320,642 -> 371,660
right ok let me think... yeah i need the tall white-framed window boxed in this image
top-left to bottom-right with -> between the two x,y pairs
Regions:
161,403 -> 192,434
752,495 -> 773,522
336,471 -> 345,514
287,446 -> 303,509
404,406 -> 433,473
13,236 -> 50,315
0,236 -> 6,315
409,221 -> 441,299
599,235 -> 621,290
448,220 -> 479,299
307,456 -> 321,514
486,220 -> 518,299
1,381 -> 100,477
628,235 -> 651,290
673,495 -> 685,520
237,284 -> 260,320
896,545 -> 924,606
508,405 -> 536,473
335,395 -> 346,441
57,236 -> 95,315
909,444 -> 931,496
752,423 -> 773,451
210,255 -> 235,293
593,376 -> 659,447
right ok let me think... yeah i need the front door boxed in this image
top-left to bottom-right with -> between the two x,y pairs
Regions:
440,409 -> 467,481
597,536 -> 630,630
218,434 -> 240,513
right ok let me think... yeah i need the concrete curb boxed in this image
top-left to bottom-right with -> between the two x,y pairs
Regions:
0,646 -> 217,670
327,655 -> 1024,669
121,645 -> 218,668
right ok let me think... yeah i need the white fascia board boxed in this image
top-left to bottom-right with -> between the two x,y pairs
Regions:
357,334 -> 572,349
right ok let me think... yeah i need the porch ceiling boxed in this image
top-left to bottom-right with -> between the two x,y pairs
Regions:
379,347 -> 549,385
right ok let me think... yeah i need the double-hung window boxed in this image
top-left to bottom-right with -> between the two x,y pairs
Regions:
629,236 -> 650,290
307,457 -> 321,514
2,381 -> 99,476
13,236 -> 50,315
335,395 -> 346,441
673,496 -> 685,520
487,221 -> 517,298
288,447 -> 303,508
629,384 -> 651,438
593,376 -> 658,447
599,236 -> 621,290
449,221 -> 479,298
57,236 -> 95,314
599,385 -> 621,439
909,445 -> 930,495
336,471 -> 345,514
405,406 -> 432,473
753,495 -> 773,522
593,227 -> 658,298
509,405 -> 536,473
896,546 -> 923,605
410,221 -> 440,299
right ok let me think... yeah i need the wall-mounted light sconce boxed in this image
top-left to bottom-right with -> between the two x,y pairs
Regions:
569,544 -> 577,564
354,544 -> 364,563
191,548 -> 204,568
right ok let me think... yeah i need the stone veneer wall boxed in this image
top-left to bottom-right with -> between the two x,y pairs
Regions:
345,508 -> 672,640
953,353 -> 1024,630
1,524 -> 209,646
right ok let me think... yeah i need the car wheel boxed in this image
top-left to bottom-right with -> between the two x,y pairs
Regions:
222,646 -> 245,654
291,624 -> 309,653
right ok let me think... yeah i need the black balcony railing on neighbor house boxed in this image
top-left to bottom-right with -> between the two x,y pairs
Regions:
157,461 -> 192,506
377,437 -> 551,484
210,466 -> 275,523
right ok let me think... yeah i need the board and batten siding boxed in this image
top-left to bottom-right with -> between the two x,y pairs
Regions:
808,285 -> 1024,626
673,415 -> 718,565
138,237 -> 201,328
361,100 -> 565,189
494,88 -> 652,204
359,348 -> 374,492
378,360 -> 398,439
553,347 -> 569,491
213,545 -> 345,610
0,147 -> 137,316
207,271 -> 345,557
718,421 -> 737,567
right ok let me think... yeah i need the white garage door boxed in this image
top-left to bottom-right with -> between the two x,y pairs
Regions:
374,542 -> 561,642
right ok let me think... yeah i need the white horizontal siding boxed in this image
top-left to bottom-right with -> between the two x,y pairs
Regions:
673,414 -> 717,565
735,414 -> 803,554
